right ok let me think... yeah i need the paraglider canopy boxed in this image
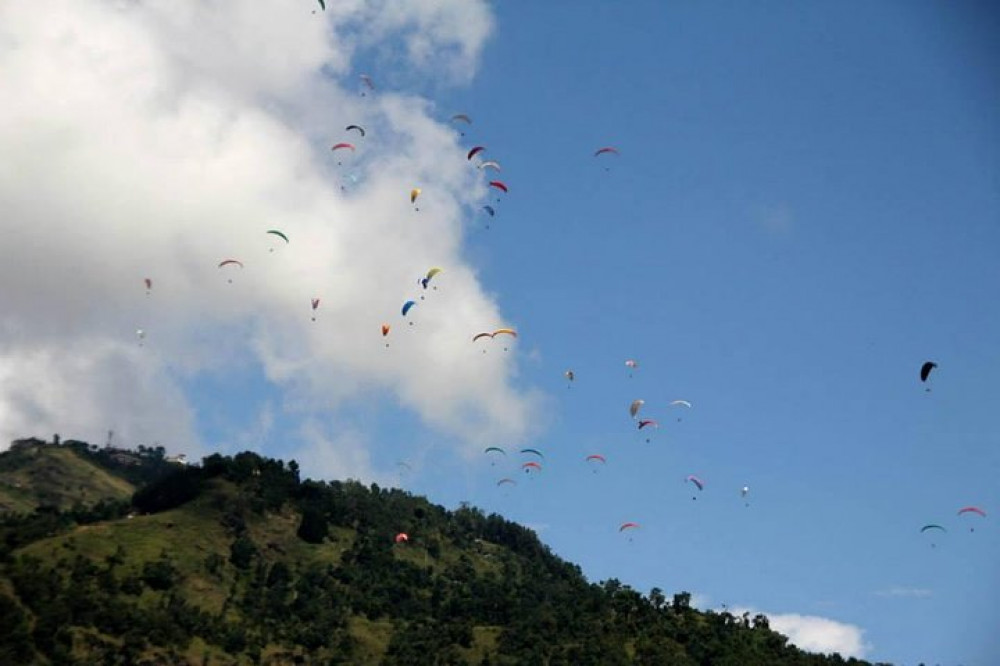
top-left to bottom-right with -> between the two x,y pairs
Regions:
686,475 -> 705,491
629,399 -> 645,419
345,124 -> 366,136
394,532 -> 409,544
619,522 -> 639,532
467,146 -> 486,161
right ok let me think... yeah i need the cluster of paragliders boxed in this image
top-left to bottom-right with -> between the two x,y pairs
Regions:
137,22 -> 985,551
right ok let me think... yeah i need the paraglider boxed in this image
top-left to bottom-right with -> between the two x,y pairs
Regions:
564,369 -> 575,387
670,399 -> 692,421
619,522 -> 639,541
522,461 -> 542,474
359,74 -> 375,96
394,532 -> 409,544
345,124 -> 366,137
482,204 -> 496,229
594,146 -> 620,171
311,298 -> 320,322
741,485 -> 750,507
473,332 -> 493,351
687,475 -> 705,499
410,187 -> 422,211
497,478 -> 516,487
958,506 -> 986,532
479,160 -> 501,172
401,300 -> 416,324
488,180 -> 508,194
381,323 -> 391,347
218,259 -> 244,283
484,447 -> 506,465
419,267 -> 442,294
638,419 -> 658,442
266,229 -> 289,252
586,454 -> 606,473
920,361 -> 937,391
921,523 -> 946,547
625,359 -> 638,377
493,328 -> 517,351
316,0 -> 325,10
451,113 -> 472,131
467,146 -> 486,161
629,399 -> 645,419
331,142 -> 355,165
136,328 -> 145,346
143,277 -> 152,294
520,448 -> 544,460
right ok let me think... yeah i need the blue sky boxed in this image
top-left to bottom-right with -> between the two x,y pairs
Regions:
0,1 -> 997,663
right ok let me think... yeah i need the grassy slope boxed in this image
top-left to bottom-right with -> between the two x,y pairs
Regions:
10,477 -> 513,663
0,446 -> 134,513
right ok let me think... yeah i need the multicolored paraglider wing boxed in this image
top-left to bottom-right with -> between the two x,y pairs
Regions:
629,399 -> 644,418
637,419 -> 658,430
473,332 -> 494,342
467,146 -> 486,161
488,180 -> 509,193
394,532 -> 409,544
586,454 -> 606,464
619,522 -> 639,532
410,188 -> 421,203
594,146 -> 620,157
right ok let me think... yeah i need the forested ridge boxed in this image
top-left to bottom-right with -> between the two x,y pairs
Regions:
0,439 -> 888,665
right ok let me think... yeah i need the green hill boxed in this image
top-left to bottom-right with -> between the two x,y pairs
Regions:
0,439 -> 135,513
0,442 -> 889,666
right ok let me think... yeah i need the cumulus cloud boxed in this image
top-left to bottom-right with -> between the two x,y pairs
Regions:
0,0 -> 534,474
732,607 -> 868,658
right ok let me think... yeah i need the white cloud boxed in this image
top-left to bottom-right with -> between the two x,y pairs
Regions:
875,586 -> 933,599
732,607 -> 869,658
0,0 -> 532,466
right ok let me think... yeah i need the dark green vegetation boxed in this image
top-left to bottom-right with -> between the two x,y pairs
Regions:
0,439 -> 888,665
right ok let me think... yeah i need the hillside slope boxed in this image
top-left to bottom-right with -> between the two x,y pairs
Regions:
0,440 -> 135,513
0,443 -> 888,666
